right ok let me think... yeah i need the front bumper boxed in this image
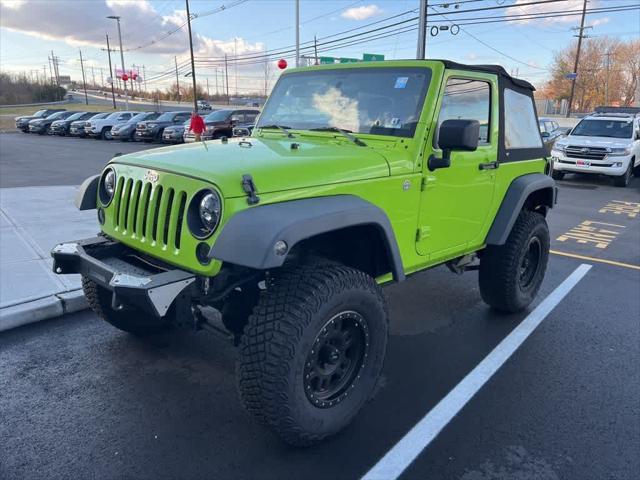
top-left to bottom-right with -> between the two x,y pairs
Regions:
29,124 -> 46,133
162,130 -> 184,143
135,129 -> 158,140
86,127 -> 102,137
69,126 -> 86,136
551,152 -> 630,176
52,236 -> 196,317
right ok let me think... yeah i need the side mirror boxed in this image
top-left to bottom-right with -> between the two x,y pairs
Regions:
428,119 -> 480,171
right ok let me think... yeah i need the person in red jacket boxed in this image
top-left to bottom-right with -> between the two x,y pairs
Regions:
189,110 -> 206,142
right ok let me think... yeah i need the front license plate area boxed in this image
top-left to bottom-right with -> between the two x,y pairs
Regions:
576,159 -> 590,167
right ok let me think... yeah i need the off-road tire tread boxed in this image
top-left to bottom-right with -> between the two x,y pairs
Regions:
479,210 -> 549,313
237,263 -> 387,446
82,276 -> 165,335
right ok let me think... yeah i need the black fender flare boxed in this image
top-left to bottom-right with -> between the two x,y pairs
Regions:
485,173 -> 557,245
209,195 -> 405,281
75,175 -> 99,210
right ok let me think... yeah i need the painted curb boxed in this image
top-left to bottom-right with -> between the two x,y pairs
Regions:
0,289 -> 87,333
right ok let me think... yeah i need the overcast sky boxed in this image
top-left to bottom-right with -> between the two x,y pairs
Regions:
1,0 -> 638,93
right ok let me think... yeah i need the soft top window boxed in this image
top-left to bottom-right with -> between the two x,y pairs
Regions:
504,88 -> 543,149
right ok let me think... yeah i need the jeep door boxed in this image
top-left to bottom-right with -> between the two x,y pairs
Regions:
416,71 -> 498,260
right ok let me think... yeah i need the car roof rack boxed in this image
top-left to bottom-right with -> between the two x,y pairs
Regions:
593,106 -> 640,116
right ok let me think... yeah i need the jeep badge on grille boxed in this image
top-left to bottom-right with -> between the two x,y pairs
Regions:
144,170 -> 159,184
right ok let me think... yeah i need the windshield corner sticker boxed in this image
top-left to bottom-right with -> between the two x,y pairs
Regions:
394,77 -> 409,89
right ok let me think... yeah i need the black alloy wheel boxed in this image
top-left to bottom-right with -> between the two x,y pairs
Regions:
303,311 -> 369,408
519,236 -> 542,291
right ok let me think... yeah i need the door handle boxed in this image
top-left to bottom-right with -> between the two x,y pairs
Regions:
479,161 -> 499,170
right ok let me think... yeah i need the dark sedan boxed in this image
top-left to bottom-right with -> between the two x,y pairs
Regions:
50,111 -> 95,136
69,112 -> 110,137
162,119 -> 191,144
135,111 -> 191,142
111,111 -> 161,141
539,117 -> 566,154
28,111 -> 76,135
184,108 -> 260,142
15,108 -> 65,132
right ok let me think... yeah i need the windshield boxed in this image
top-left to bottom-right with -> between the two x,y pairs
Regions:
88,113 -> 109,120
33,110 -> 46,117
130,112 -> 158,123
206,110 -> 231,122
257,67 -> 431,137
46,111 -> 66,119
571,119 -> 633,139
66,112 -> 87,121
156,112 -> 180,122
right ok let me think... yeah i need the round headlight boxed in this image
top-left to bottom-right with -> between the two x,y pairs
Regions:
188,189 -> 222,239
199,193 -> 221,230
99,168 -> 116,206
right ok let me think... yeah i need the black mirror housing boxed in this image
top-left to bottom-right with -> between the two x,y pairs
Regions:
428,119 -> 480,171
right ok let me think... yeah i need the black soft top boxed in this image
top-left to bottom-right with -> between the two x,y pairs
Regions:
435,59 -> 536,91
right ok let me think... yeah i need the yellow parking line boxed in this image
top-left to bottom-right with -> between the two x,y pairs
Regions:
550,249 -> 640,271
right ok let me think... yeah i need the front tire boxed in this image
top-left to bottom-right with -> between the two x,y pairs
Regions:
613,161 -> 633,187
101,128 -> 113,140
551,170 -> 564,180
479,210 -> 549,313
237,263 -> 388,446
82,276 -> 168,336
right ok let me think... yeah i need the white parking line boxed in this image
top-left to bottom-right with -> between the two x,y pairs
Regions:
362,263 -> 592,480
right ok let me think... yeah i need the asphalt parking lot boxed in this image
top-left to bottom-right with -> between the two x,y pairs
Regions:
0,133 -> 638,479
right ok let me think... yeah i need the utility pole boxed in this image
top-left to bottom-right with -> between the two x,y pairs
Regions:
42,65 -> 47,85
175,56 -> 180,102
604,50 -> 612,105
417,0 -> 428,59
142,65 -> 147,94
79,49 -> 89,105
91,66 -> 96,88
234,38 -> 238,96
51,50 -> 61,100
105,34 -> 117,109
295,0 -> 300,67
185,0 -> 199,111
215,68 -> 219,96
107,15 -> 129,109
566,0 -> 588,118
313,36 -> 319,65
47,56 -> 53,84
206,77 -> 210,100
224,54 -> 230,105
100,67 -> 104,87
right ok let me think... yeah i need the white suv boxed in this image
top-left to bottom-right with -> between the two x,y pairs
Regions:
85,111 -> 137,140
551,108 -> 640,187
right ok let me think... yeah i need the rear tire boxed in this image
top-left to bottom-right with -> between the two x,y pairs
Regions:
479,210 -> 549,313
631,158 -> 639,178
82,276 -> 169,335
237,263 -> 388,446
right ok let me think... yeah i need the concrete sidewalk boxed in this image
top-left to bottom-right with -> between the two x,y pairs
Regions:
0,186 -> 97,331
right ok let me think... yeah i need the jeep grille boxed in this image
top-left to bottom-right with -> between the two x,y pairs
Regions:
112,175 -> 188,250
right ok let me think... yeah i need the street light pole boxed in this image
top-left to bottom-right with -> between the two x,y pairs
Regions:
185,0 -> 199,112
104,34 -> 117,109
566,0 -> 587,118
107,15 -> 129,109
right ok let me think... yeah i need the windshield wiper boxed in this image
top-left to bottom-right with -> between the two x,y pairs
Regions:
259,124 -> 294,138
309,127 -> 367,147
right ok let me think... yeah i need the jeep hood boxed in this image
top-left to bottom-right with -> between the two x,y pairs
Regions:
111,137 -> 391,197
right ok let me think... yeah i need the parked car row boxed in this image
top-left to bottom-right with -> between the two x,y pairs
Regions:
14,108 -> 260,144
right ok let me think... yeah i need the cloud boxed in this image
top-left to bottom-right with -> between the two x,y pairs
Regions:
589,17 -> 610,27
0,0 -> 262,57
505,0 -> 593,24
341,4 -> 382,21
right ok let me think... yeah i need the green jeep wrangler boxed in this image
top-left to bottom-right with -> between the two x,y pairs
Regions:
52,60 -> 556,446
